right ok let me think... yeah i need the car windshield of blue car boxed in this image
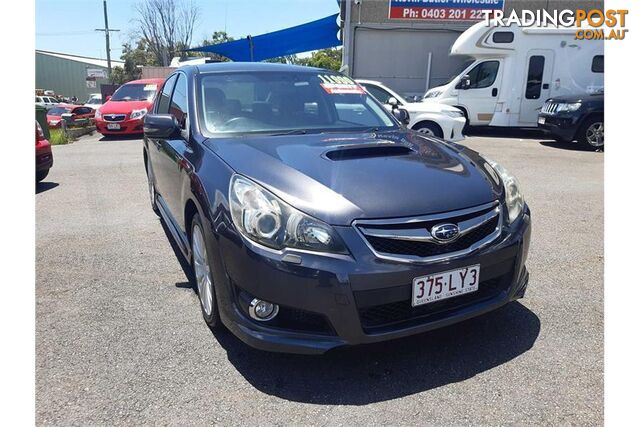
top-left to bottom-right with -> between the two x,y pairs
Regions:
111,84 -> 157,102
198,71 -> 397,136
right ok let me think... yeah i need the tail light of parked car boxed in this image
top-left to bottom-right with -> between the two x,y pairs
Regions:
36,121 -> 45,144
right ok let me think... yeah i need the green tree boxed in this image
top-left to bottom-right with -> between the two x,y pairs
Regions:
300,48 -> 343,71
197,31 -> 235,62
264,54 -> 301,65
111,40 -> 157,83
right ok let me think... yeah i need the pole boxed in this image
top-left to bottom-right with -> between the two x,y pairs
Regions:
96,0 -> 119,82
342,0 -> 352,76
247,35 -> 254,62
103,0 -> 111,77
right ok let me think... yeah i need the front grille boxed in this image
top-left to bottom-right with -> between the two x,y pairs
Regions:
103,114 -> 126,122
366,216 -> 499,258
355,202 -> 502,263
358,275 -> 509,333
541,102 -> 558,114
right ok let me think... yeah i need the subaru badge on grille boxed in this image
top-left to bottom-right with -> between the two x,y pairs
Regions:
431,223 -> 460,243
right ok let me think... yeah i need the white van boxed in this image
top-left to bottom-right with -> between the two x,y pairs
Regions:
424,22 -> 604,128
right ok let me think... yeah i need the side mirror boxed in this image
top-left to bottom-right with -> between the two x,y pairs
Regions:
393,108 -> 410,125
387,97 -> 399,109
457,75 -> 471,90
144,114 -> 179,138
105,95 -> 112,102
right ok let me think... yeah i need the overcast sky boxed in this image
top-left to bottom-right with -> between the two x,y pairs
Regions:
36,0 -> 339,59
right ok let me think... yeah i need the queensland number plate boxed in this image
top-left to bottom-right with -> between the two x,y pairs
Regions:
412,265 -> 480,307
538,116 -> 546,125
107,123 -> 121,130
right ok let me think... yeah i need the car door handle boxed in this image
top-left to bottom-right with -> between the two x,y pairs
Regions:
542,83 -> 549,89
491,88 -> 498,97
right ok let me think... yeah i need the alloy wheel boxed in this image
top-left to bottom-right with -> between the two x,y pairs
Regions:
416,127 -> 435,136
586,122 -> 604,147
192,224 -> 214,316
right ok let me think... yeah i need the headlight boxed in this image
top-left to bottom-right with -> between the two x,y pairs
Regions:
484,158 -> 524,223
95,110 -> 102,119
229,175 -> 348,254
423,90 -> 442,99
444,110 -> 465,118
555,102 -> 582,113
130,108 -> 148,120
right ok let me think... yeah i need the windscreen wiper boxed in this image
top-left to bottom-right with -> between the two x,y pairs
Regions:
268,129 -> 309,136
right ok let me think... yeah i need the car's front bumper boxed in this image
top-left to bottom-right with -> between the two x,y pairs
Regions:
537,112 -> 581,141
36,141 -> 53,172
95,117 -> 144,135
448,116 -> 467,142
213,206 -> 531,354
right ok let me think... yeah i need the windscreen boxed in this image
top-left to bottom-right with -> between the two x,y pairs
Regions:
47,107 -> 72,116
111,83 -> 158,102
198,71 -> 396,136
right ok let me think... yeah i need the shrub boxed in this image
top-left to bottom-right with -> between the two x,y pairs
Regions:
49,129 -> 69,145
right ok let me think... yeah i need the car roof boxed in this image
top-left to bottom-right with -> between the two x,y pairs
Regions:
190,62 -> 326,74
355,79 -> 383,86
124,78 -> 165,85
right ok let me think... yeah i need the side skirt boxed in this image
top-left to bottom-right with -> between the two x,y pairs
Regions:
156,194 -> 191,261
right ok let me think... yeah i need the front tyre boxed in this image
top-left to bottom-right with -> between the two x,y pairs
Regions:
146,160 -> 160,217
191,213 -> 221,330
578,116 -> 604,150
36,169 -> 49,183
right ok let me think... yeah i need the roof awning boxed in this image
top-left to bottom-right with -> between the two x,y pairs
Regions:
187,13 -> 341,62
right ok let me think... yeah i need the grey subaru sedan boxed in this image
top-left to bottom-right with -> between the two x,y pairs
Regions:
143,62 -> 531,354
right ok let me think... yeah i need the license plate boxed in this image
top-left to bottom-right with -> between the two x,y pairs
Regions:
107,123 -> 121,130
538,116 -> 546,125
412,265 -> 480,307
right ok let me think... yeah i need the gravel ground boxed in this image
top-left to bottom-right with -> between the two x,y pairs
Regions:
36,132 -> 603,426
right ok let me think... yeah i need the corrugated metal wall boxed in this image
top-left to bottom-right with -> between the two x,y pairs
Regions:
35,53 -> 110,102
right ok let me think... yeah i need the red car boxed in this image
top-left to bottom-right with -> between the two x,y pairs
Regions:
46,104 -> 95,128
95,78 -> 165,135
36,121 -> 53,183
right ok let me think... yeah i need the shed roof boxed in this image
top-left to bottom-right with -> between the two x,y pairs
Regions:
36,50 -> 124,68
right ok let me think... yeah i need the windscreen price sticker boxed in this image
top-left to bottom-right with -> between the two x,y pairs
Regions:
318,74 -> 365,95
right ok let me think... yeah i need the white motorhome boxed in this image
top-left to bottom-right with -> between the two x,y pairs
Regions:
424,22 -> 604,127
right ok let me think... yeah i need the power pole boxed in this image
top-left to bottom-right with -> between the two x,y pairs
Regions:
95,0 -> 119,81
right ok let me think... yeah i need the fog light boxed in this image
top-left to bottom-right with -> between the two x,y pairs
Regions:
249,298 -> 279,321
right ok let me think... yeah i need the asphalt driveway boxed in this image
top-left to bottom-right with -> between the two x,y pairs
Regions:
36,132 -> 603,425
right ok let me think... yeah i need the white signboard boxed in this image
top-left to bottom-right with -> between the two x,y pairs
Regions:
86,68 -> 108,79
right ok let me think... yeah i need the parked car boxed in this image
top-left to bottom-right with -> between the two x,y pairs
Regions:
35,96 -> 58,110
36,121 -> 53,183
142,63 -> 531,354
538,93 -> 604,150
357,79 -> 466,141
95,78 -> 165,135
84,93 -> 103,109
46,105 -> 95,128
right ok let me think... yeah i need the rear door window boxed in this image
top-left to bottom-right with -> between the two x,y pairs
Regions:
525,56 -> 545,99
169,74 -> 188,128
156,74 -> 177,114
